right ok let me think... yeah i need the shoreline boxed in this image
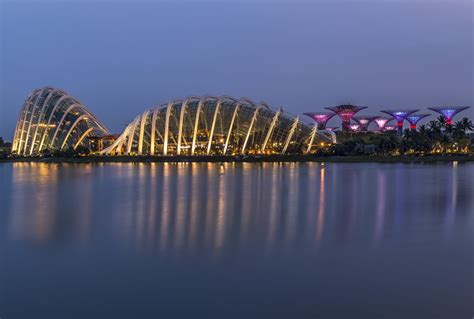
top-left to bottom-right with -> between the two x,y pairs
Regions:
1,154 -> 473,164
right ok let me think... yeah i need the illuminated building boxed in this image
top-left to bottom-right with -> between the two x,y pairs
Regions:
12,87 -> 109,155
101,96 -> 331,156
352,116 -> 379,131
381,109 -> 418,135
427,106 -> 470,125
325,105 -> 367,131
303,112 -> 336,130
406,114 -> 430,130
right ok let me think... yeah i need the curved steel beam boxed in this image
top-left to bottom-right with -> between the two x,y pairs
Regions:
29,89 -> 65,155
138,110 -> 150,155
242,106 -> 261,154
163,102 -> 173,155
50,103 -> 82,149
60,114 -> 88,150
22,88 -> 48,155
38,95 -> 73,151
306,126 -> 317,154
126,116 -> 141,154
261,108 -> 281,153
282,116 -> 299,154
73,127 -> 94,150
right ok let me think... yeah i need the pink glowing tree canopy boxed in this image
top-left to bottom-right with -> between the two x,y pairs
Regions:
325,105 -> 367,130
349,124 -> 360,131
428,106 -> 470,125
303,112 -> 336,129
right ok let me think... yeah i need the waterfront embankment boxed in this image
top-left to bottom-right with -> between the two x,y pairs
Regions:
1,154 -> 474,164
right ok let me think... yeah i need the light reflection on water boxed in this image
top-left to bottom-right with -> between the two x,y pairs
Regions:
1,162 -> 473,318
4,162 -> 473,256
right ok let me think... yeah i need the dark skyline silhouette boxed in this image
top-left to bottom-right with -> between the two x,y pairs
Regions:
1,0 -> 472,139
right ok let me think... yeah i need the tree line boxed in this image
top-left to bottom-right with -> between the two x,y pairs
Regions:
325,116 -> 473,156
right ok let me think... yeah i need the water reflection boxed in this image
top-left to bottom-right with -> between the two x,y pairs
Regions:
3,162 -> 473,257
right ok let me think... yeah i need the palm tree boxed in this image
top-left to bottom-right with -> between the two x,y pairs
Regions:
437,115 -> 447,128
460,117 -> 473,132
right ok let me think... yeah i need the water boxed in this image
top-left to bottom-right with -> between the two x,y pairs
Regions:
0,162 -> 472,319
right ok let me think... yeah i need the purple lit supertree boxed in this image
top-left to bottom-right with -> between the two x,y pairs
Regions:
374,117 -> 391,132
381,109 -> 419,135
406,114 -> 430,130
303,112 -> 336,130
384,125 -> 397,132
427,106 -> 470,125
325,105 -> 367,131
324,126 -> 339,131
352,116 -> 379,132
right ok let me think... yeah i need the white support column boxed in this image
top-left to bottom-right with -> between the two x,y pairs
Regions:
163,102 -> 173,156
306,126 -> 318,154
60,114 -> 87,150
242,106 -> 261,154
29,89 -> 61,155
12,90 -> 35,153
223,104 -> 240,155
137,110 -> 150,155
191,101 -> 203,155
282,116 -> 299,154
177,102 -> 188,155
261,108 -> 281,153
38,95 -> 71,152
101,124 -> 131,155
22,88 -> 47,155
150,108 -> 159,155
17,96 -> 36,154
73,127 -> 94,150
207,101 -> 221,155
126,116 -> 141,154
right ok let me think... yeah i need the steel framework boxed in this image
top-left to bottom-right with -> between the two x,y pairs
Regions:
101,96 -> 333,156
12,87 -> 109,155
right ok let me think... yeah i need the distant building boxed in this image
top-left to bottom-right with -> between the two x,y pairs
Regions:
0,137 -> 12,156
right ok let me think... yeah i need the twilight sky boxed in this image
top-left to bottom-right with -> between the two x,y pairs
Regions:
0,0 -> 472,139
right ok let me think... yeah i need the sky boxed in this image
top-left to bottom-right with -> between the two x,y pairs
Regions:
0,0 -> 472,139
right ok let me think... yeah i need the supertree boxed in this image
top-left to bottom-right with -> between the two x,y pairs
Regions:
325,105 -> 368,131
406,114 -> 430,130
384,125 -> 397,132
352,116 -> 379,131
324,126 -> 339,131
381,109 -> 418,135
427,106 -> 470,125
349,124 -> 360,132
303,112 -> 336,130
374,117 -> 391,132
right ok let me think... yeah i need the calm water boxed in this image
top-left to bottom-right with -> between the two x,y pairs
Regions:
0,162 -> 473,319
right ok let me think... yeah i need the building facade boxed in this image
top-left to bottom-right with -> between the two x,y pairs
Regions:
11,87 -> 109,155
